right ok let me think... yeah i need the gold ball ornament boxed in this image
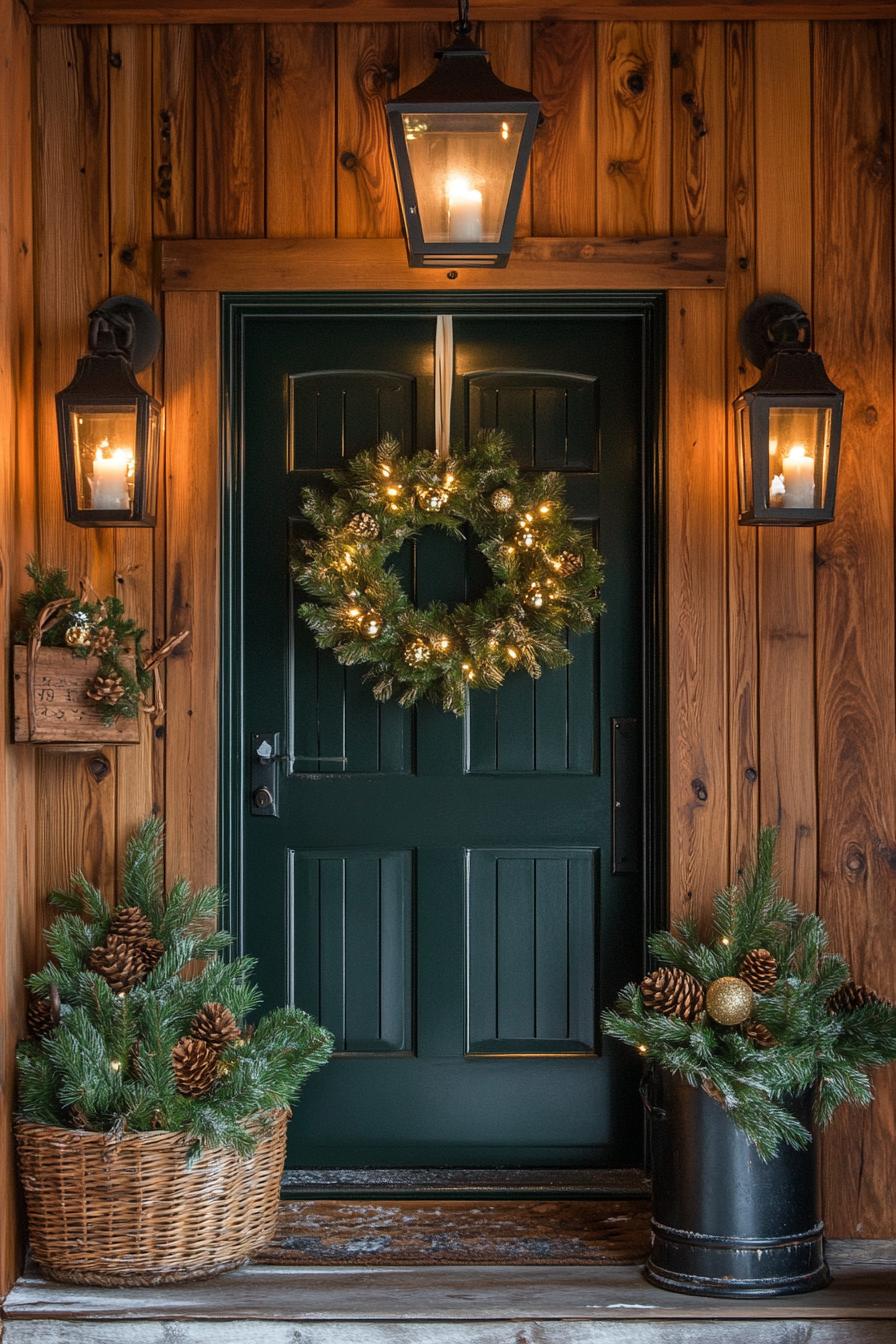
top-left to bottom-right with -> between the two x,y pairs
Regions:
490,487 -> 514,513
347,511 -> 379,539
552,550 -> 583,578
360,613 -> 382,639
526,584 -> 545,610
418,486 -> 449,513
705,976 -> 754,1026
65,619 -> 92,648
403,638 -> 431,667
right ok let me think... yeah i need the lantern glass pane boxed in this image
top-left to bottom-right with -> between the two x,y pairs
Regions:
766,406 -> 832,511
401,111 -> 527,243
735,401 -> 753,515
67,405 -> 138,514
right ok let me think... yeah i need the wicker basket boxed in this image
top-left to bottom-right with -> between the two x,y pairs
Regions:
15,1109 -> 288,1286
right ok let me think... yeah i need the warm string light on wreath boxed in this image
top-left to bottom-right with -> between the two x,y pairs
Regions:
293,430 -> 604,715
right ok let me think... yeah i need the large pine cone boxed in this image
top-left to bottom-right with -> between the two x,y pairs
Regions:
744,1020 -> 776,1049
87,934 -> 145,993
739,947 -> 778,994
191,1002 -> 241,1052
828,979 -> 881,1014
109,905 -> 152,945
86,672 -> 125,705
137,936 -> 165,975
27,990 -> 60,1038
640,967 -> 705,1022
172,1036 -> 220,1097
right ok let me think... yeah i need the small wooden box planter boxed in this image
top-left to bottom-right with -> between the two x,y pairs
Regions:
12,645 -> 140,747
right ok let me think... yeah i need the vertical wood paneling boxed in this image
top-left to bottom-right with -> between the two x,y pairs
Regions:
724,22 -> 759,876
483,22 -> 533,236
397,19 -> 452,93
670,22 -> 724,238
754,23 -> 816,910
531,21 -> 596,236
195,25 -> 265,238
336,25 -> 401,238
35,25 -> 117,897
110,24 -> 159,852
0,0 -> 36,1294
596,22 -> 671,235
163,291 -> 220,890
667,291 -> 729,923
152,25 -> 195,240
813,20 -> 896,1239
266,25 -> 336,238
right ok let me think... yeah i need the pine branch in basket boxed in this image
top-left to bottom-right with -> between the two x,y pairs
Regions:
17,818 -> 334,1159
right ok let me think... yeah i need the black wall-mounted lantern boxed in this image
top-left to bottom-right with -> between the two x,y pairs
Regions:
56,296 -> 162,527
385,0 -> 540,268
734,293 -> 844,526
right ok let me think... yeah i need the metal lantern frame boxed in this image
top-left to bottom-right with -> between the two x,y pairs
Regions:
733,293 -> 844,527
385,4 -> 540,269
56,296 -> 162,528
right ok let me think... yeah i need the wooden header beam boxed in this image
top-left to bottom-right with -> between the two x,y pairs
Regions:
160,235 -> 726,293
27,2 -> 896,23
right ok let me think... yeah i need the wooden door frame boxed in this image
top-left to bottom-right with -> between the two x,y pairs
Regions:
161,236 -> 725,1188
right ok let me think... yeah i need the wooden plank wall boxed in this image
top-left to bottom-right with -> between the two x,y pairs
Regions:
0,0 -> 37,1297
20,16 -> 896,1252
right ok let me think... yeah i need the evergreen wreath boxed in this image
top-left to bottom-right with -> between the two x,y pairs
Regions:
292,430 -> 605,715
601,828 -> 896,1159
15,558 -> 150,724
17,817 -> 333,1162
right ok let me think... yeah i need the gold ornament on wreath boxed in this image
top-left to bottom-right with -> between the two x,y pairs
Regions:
292,431 -> 605,716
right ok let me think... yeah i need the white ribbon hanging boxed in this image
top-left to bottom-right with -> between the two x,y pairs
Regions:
434,314 -> 454,459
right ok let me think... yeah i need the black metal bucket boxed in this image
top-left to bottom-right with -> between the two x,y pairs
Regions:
644,1067 -> 830,1297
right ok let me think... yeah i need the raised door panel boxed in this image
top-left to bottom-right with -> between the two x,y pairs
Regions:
290,849 -> 413,1055
462,367 -> 601,775
287,362 -> 423,774
466,848 -> 598,1056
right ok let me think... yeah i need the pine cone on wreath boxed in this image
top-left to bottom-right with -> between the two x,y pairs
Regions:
552,550 -> 583,578
739,947 -> 778,994
191,1002 -> 241,1053
172,1036 -> 220,1097
27,990 -> 60,1038
109,905 -> 152,945
87,934 -> 145,993
744,1020 -> 776,1049
86,672 -> 125,706
90,624 -> 117,656
640,967 -> 705,1022
828,979 -> 881,1014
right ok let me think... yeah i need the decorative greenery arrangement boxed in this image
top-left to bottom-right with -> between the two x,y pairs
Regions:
292,430 -> 605,714
602,829 -> 896,1159
17,818 -> 333,1161
16,558 -> 150,723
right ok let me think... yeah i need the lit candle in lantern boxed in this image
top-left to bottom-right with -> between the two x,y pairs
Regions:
446,175 -> 483,242
781,443 -> 815,509
90,443 -> 133,511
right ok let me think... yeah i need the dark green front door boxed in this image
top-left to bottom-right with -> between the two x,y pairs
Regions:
226,295 -> 658,1171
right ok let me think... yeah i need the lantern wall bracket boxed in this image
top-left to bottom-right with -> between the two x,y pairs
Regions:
739,293 -> 811,370
88,295 -> 162,373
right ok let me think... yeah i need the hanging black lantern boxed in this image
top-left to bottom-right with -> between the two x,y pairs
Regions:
734,294 -> 844,526
56,296 -> 162,527
385,0 -> 540,268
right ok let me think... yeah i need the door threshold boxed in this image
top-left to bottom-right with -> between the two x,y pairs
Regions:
281,1167 -> 651,1199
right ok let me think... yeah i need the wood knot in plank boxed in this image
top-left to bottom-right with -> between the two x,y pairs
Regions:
87,755 -> 111,784
844,844 -> 867,879
340,151 -> 359,172
691,778 -> 708,803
